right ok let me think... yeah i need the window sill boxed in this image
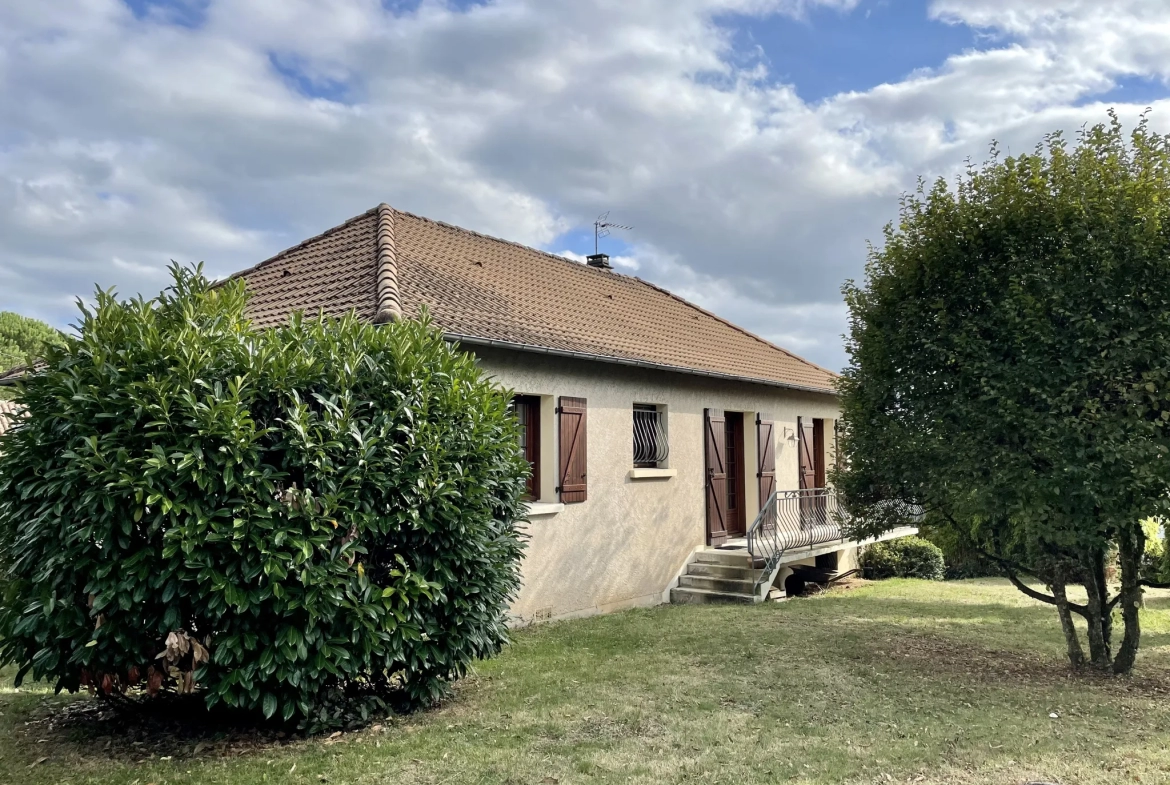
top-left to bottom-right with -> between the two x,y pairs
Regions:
525,502 -> 565,518
627,468 -> 677,480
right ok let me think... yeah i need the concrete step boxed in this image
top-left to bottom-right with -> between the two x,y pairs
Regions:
686,562 -> 762,580
678,574 -> 758,593
670,586 -> 758,605
691,548 -> 754,567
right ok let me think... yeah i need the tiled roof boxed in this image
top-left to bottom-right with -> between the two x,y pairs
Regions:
0,399 -> 20,436
232,204 -> 838,393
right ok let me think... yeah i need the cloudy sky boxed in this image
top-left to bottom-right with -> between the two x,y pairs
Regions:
2,0 -> 1169,370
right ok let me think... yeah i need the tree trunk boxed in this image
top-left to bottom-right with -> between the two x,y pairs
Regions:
1082,549 -> 1113,670
1051,579 -> 1086,669
1113,527 -> 1145,675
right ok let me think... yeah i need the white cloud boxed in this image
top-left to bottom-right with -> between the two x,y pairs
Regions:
0,0 -> 1169,369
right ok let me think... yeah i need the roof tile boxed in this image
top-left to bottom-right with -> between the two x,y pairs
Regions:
235,205 -> 838,393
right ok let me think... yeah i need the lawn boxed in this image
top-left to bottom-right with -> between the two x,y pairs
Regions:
3,578 -> 1170,785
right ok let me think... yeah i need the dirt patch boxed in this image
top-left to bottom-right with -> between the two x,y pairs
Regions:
11,696 -> 311,763
826,577 -> 873,592
870,632 -> 1170,697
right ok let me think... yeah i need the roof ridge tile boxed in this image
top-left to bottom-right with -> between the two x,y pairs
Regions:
373,204 -> 402,323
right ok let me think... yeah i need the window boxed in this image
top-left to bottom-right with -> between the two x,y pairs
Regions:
632,404 -> 669,468
512,395 -> 541,500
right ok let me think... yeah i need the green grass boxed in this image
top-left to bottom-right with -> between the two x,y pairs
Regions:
4,578 -> 1170,784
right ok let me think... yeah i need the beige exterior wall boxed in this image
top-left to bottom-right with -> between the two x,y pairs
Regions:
470,346 -> 840,624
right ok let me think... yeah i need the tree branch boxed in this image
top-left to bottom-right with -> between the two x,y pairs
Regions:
1003,570 -> 1059,606
976,547 -> 1088,614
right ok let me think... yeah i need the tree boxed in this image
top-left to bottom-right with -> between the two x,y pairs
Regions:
837,113 -> 1170,675
0,265 -> 529,729
0,311 -> 65,398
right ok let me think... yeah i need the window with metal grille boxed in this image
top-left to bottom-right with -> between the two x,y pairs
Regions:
633,404 -> 668,467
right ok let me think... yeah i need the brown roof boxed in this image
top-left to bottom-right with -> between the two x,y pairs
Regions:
0,363 -> 39,386
0,399 -> 20,436
235,204 -> 838,393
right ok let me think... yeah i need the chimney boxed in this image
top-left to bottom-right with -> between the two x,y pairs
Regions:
586,253 -> 612,270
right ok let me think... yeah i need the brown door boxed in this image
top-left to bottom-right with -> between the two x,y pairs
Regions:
704,409 -> 728,546
756,414 -> 776,507
798,417 -> 826,523
813,418 -> 826,488
724,412 -> 746,538
797,417 -> 817,490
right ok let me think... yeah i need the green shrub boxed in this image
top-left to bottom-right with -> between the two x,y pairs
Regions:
1141,518 -> 1170,583
0,265 -> 528,730
916,523 -> 1001,580
860,536 -> 945,581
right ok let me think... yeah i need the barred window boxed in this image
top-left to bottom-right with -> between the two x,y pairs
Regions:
633,404 -> 669,467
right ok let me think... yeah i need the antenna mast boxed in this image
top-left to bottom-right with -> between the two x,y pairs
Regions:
593,211 -> 633,255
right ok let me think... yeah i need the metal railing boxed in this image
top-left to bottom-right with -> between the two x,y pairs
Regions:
745,488 -> 846,591
632,405 -> 669,465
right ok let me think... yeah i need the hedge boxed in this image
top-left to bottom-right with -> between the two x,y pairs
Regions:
0,265 -> 529,730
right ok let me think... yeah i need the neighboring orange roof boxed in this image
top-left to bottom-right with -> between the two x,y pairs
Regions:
232,204 -> 838,393
0,399 -> 20,437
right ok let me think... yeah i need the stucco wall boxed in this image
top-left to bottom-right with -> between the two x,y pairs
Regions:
469,346 -> 840,623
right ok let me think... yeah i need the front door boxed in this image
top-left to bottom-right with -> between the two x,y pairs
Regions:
724,412 -> 746,538
706,409 -> 748,544
797,417 -> 826,523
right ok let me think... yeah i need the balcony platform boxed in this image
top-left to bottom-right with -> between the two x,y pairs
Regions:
717,525 -> 919,567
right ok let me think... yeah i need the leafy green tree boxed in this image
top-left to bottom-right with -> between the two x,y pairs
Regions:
0,311 -> 65,398
0,265 -> 528,729
837,113 -> 1170,674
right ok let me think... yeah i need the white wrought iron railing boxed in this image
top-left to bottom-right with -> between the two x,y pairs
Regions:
632,405 -> 668,466
745,488 -> 845,591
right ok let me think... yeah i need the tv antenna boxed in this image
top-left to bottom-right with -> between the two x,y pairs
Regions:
594,211 -> 633,255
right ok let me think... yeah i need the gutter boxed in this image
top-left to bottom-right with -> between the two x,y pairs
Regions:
443,333 -> 838,396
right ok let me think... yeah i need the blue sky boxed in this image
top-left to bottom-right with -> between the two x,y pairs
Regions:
3,0 -> 1170,370
726,0 -> 982,103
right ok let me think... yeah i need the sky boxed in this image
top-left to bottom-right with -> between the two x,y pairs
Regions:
2,1 -> 1170,371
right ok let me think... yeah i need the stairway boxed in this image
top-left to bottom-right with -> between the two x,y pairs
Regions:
669,548 -> 768,604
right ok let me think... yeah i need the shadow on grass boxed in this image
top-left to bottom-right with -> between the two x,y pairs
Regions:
801,594 -> 1170,697
1143,595 -> 1170,611
7,692 -> 306,764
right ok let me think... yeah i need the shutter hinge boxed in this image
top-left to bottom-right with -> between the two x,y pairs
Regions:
555,406 -> 563,414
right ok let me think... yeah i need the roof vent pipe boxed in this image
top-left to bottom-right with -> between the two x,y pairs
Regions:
586,253 -> 612,269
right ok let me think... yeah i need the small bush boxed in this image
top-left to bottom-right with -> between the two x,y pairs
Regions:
1141,518 -> 1170,583
916,524 -> 1000,580
860,536 -> 945,581
0,266 -> 528,730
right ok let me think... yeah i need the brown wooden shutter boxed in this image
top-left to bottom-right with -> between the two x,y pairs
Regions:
557,396 -> 587,503
704,408 -> 728,546
797,416 -> 816,491
756,414 -> 776,507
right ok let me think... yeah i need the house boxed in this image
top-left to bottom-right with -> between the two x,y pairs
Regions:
0,204 -> 913,623
230,204 -> 912,624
